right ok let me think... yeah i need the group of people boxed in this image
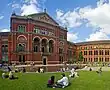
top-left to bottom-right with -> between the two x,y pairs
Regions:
47,68 -> 79,88
2,71 -> 18,80
47,73 -> 69,88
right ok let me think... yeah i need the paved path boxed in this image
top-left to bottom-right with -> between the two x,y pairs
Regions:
81,67 -> 110,71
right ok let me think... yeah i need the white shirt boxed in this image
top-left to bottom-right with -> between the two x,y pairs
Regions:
57,76 -> 69,86
71,68 -> 75,75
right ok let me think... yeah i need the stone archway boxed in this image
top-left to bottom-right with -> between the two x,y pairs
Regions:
33,37 -> 40,52
41,39 -> 48,52
49,40 -> 54,53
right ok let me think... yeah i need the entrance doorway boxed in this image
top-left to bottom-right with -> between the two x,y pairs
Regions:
43,58 -> 47,65
42,56 -> 47,72
19,55 -> 25,63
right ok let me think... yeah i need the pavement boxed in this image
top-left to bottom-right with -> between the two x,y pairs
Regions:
81,66 -> 110,71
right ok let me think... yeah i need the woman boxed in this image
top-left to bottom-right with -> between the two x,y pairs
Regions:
47,76 -> 55,88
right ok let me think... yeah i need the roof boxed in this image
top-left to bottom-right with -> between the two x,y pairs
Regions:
11,12 -> 67,31
75,40 -> 110,45
67,41 -> 75,45
28,12 -> 59,25
0,32 -> 10,36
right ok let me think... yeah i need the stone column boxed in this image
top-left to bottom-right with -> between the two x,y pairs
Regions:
47,42 -> 49,53
39,40 -> 42,52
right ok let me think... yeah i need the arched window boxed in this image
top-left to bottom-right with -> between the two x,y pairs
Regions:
2,45 -> 4,52
17,44 -> 25,52
33,38 -> 40,52
2,45 -> 8,52
18,25 -> 25,32
49,40 -> 54,53
41,39 -> 48,53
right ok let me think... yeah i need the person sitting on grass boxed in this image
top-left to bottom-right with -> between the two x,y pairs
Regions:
69,68 -> 75,78
40,67 -> 44,73
96,67 -> 102,75
2,72 -> 9,79
9,71 -> 18,80
56,73 -> 69,88
69,68 -> 79,78
89,68 -> 92,71
47,76 -> 55,88
22,67 -> 26,73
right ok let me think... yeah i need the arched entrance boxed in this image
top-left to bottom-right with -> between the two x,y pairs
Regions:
42,56 -> 47,65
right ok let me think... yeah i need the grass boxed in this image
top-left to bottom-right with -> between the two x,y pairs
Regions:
0,71 -> 110,90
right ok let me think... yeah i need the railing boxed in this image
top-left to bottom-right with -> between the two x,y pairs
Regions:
13,50 -> 32,54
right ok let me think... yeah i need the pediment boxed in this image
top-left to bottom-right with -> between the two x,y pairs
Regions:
29,13 -> 59,25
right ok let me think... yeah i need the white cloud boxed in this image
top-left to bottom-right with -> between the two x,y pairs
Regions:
79,3 -> 110,34
56,9 -> 82,28
12,4 -> 20,9
0,29 -> 10,32
67,32 -> 78,42
21,0 -> 42,16
0,16 -> 4,20
56,0 -> 110,41
86,31 -> 109,41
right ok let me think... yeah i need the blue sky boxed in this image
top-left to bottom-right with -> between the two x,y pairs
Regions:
0,0 -> 110,43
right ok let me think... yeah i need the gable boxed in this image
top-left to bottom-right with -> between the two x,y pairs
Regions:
29,13 -> 59,25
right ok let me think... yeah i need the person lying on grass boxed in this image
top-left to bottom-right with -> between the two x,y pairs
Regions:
9,71 -> 18,80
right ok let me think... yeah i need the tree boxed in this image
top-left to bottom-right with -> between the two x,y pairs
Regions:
78,51 -> 84,62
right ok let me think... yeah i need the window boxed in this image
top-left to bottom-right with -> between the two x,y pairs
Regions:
99,50 -> 103,55
2,45 -> 8,53
89,51 -> 92,55
59,48 -> 63,54
18,25 -> 25,32
59,34 -> 64,39
94,50 -> 98,55
34,46 -> 38,52
99,58 -> 101,62
105,50 -> 109,55
19,55 -> 25,62
105,58 -> 109,62
84,51 -> 87,55
17,44 -> 25,52
94,58 -> 98,62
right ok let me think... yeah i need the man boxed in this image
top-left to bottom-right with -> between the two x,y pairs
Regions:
96,67 -> 102,75
57,73 -> 69,88
69,68 -> 79,78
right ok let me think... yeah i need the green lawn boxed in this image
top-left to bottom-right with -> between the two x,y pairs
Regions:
0,71 -> 110,90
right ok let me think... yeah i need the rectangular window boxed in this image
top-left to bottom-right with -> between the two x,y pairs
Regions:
84,51 -> 87,55
105,50 -> 109,55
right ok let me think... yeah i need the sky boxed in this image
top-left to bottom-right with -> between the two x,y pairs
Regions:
0,0 -> 110,43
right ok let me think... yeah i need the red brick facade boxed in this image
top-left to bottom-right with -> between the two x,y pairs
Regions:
0,12 -> 70,65
1,12 -> 110,66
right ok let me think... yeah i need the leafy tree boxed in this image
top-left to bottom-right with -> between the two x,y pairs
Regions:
78,51 -> 84,62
